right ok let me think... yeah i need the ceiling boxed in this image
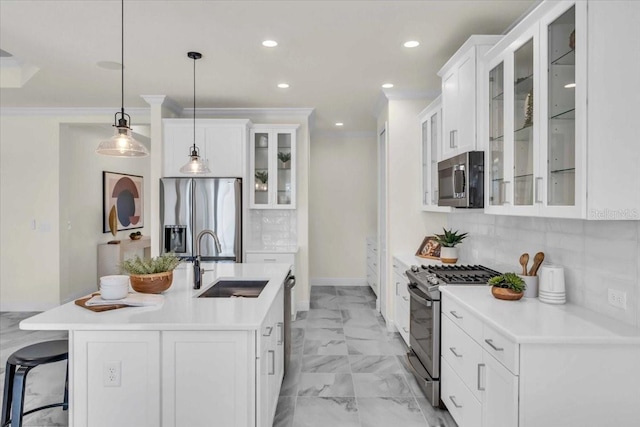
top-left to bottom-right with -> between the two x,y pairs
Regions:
0,0 -> 536,132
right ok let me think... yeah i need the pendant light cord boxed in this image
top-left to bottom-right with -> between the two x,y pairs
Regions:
193,54 -> 196,151
121,0 -> 125,116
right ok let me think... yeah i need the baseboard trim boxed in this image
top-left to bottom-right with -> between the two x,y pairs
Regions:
310,277 -> 367,287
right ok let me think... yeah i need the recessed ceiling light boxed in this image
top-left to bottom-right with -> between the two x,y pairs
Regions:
564,83 -> 576,88
97,61 -> 123,70
335,122 -> 344,127
382,83 -> 394,89
404,41 -> 420,48
262,40 -> 278,48
277,83 -> 290,89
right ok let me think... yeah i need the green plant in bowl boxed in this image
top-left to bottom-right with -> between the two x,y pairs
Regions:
121,253 -> 181,275
434,228 -> 468,247
277,152 -> 291,163
488,273 -> 526,292
255,171 -> 268,184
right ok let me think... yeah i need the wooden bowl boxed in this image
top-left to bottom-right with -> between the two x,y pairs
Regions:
491,286 -> 524,301
129,271 -> 173,294
129,234 -> 142,240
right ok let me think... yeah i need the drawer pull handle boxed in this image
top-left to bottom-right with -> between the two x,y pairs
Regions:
450,310 -> 463,319
484,339 -> 504,351
449,347 -> 462,358
277,322 -> 284,345
264,258 -> 277,262
393,264 -> 398,268
396,282 -> 400,295
477,363 -> 486,391
449,395 -> 462,409
403,327 -> 409,333
263,326 -> 273,337
402,296 -> 409,302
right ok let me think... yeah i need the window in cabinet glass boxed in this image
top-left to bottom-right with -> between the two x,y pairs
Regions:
254,132 -> 269,205
548,5 -> 576,206
513,39 -> 534,206
276,132 -> 292,206
489,62 -> 505,206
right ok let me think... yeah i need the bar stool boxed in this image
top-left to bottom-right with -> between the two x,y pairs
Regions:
1,340 -> 69,427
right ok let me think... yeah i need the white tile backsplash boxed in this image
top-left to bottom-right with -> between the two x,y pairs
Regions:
248,209 -> 298,249
448,213 -> 640,328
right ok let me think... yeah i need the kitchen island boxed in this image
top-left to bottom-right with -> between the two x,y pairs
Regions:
20,262 -> 291,427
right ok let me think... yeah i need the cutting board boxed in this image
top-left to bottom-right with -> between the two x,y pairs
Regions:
75,293 -> 129,312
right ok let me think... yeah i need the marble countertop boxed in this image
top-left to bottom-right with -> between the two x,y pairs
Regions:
441,286 -> 640,345
20,262 -> 290,332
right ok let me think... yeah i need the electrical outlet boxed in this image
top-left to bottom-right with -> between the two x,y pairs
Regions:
103,361 -> 121,387
607,289 -> 627,309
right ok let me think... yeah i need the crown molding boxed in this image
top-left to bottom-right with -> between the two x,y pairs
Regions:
0,106 -> 150,117
182,107 -> 315,118
140,95 -> 182,116
382,88 -> 439,101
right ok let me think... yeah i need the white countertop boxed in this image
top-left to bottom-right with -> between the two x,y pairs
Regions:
441,286 -> 640,345
20,263 -> 290,332
393,253 -> 443,269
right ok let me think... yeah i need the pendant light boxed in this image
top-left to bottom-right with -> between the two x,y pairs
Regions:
96,0 -> 149,157
179,52 -> 211,174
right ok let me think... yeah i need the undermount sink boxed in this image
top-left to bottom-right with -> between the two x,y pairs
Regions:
197,280 -> 269,298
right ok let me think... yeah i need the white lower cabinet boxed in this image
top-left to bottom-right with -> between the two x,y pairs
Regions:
481,350 -> 518,427
366,238 -> 379,296
441,358 -> 482,427
392,257 -> 410,346
72,288 -> 285,427
162,331 -> 254,427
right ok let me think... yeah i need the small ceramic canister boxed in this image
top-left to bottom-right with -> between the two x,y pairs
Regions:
518,274 -> 539,298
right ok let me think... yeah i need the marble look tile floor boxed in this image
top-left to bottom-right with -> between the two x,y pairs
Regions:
274,285 -> 457,427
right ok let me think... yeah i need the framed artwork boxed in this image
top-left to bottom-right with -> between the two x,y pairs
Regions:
103,171 -> 144,233
416,236 -> 441,259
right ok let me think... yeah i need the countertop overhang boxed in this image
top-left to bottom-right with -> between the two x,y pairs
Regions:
20,262 -> 291,332
441,286 -> 640,345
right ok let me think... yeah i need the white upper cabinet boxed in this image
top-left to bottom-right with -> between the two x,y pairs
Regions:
484,0 -> 640,219
250,124 -> 298,209
163,119 -> 249,178
419,96 -> 451,212
438,35 -> 503,160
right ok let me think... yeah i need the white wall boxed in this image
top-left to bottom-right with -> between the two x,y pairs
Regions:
0,112 -> 149,311
448,211 -> 640,328
59,124 -> 150,303
309,132 -> 377,282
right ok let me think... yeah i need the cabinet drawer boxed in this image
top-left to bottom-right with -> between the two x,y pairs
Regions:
441,358 -> 482,427
441,315 -> 484,401
246,253 -> 295,271
441,296 -> 482,344
393,273 -> 409,302
392,259 -> 408,277
482,323 -> 519,375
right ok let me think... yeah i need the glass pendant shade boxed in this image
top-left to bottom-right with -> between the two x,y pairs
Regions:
179,146 -> 211,174
96,124 -> 149,157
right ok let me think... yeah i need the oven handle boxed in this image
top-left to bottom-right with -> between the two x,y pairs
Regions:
407,284 -> 433,307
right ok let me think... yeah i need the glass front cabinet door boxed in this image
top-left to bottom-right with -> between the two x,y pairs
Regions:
419,96 -> 451,212
250,125 -> 298,209
485,1 -> 582,218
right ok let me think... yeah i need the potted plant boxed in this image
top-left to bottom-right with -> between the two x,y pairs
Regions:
121,252 -> 181,294
488,273 -> 526,301
434,228 -> 468,263
277,151 -> 291,169
255,171 -> 268,191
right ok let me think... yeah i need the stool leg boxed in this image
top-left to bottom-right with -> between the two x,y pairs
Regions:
1,362 -> 15,426
62,362 -> 69,411
10,366 -> 30,427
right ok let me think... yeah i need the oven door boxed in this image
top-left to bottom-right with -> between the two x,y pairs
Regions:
408,283 -> 440,379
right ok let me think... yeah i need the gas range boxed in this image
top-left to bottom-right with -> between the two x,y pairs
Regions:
406,264 -> 501,299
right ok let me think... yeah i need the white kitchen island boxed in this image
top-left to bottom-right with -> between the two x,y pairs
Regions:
20,262 -> 291,427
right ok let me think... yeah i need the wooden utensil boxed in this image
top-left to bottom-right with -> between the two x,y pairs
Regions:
528,252 -> 545,276
519,253 -> 529,276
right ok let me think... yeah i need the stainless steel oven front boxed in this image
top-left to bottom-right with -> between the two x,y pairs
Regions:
406,283 -> 441,406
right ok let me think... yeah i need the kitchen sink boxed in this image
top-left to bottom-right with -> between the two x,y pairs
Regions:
197,280 -> 269,298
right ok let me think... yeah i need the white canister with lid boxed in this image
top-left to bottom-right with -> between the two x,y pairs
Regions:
538,265 -> 566,304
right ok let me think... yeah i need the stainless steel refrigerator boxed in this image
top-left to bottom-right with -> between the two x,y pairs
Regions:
160,178 -> 242,262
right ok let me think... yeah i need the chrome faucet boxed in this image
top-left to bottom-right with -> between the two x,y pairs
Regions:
193,230 -> 222,289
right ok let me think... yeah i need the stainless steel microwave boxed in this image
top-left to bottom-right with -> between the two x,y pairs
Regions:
437,151 -> 484,208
